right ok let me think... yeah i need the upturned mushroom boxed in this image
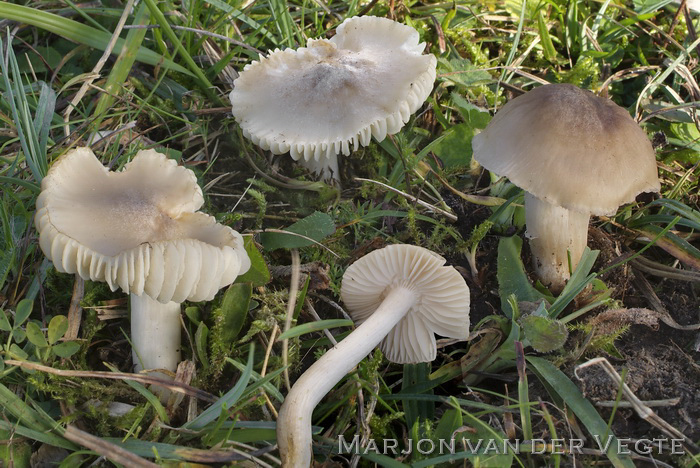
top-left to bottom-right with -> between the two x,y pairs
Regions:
472,84 -> 660,291
230,15 -> 437,179
35,147 -> 251,379
276,244 -> 470,467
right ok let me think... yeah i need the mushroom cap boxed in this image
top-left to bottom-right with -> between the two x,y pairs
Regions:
340,244 -> 470,364
35,147 -> 251,304
472,84 -> 661,216
230,15 -> 437,163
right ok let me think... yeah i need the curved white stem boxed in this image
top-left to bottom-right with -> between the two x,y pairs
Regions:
130,293 -> 181,374
277,287 -> 417,467
524,192 -> 590,293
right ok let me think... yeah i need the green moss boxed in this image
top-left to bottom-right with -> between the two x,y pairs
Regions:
444,26 -> 490,67
368,411 -> 406,441
569,322 -> 629,359
555,56 -> 601,88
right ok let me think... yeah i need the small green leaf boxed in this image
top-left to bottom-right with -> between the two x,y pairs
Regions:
235,237 -> 270,286
217,283 -> 252,345
195,322 -> 209,370
438,57 -> 492,88
47,315 -> 68,345
537,9 -> 558,62
0,309 -> 11,332
259,211 -> 335,251
11,329 -> 26,344
8,344 -> 28,360
441,5 -> 456,30
277,319 -> 353,341
521,315 -> 569,353
451,93 -> 491,128
14,299 -> 33,327
185,306 -> 201,326
0,248 -> 13,293
51,341 -> 81,358
497,236 -> 549,318
26,322 -> 48,348
434,400 -> 462,442
432,123 -> 474,169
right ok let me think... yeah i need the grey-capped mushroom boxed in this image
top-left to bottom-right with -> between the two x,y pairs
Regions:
472,84 -> 660,291
35,147 -> 251,382
230,15 -> 437,180
276,244 -> 470,467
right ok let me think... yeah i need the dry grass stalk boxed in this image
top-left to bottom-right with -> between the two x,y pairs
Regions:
4,360 -> 216,403
63,425 -> 158,468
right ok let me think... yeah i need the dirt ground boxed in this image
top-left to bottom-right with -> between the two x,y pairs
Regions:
575,278 -> 700,443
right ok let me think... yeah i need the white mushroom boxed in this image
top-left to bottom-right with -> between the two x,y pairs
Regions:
472,84 -> 660,291
35,147 -> 251,380
276,244 -> 470,467
230,16 -> 437,179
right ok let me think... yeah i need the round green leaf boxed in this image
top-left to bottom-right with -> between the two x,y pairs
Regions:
47,315 -> 68,345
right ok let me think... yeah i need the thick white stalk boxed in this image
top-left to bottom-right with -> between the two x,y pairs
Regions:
525,192 -> 590,292
277,287 -> 418,467
130,293 -> 182,374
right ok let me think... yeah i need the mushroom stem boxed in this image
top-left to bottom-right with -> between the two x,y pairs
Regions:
524,192 -> 590,293
130,293 -> 181,374
297,154 -> 340,181
277,286 -> 418,467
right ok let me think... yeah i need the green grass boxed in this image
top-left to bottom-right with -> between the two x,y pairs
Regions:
1,0 -> 699,466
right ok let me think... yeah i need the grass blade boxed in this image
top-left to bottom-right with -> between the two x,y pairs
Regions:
0,3 -> 191,76
0,33 -> 47,181
277,319 -> 353,340
527,356 -> 635,468
91,2 -> 150,131
33,82 -> 55,169
142,0 -> 218,102
0,420 -> 75,450
547,247 -> 599,319
183,343 -> 255,430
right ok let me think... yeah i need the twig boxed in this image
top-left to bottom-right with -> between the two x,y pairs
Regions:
225,441 -> 281,467
242,149 -> 326,192
282,249 -> 301,392
62,0 -> 136,137
357,0 -> 380,16
252,229 -> 339,258
439,65 -> 551,85
632,256 -> 700,282
428,169 -> 507,206
596,397 -> 680,408
260,323 -> 279,418
305,299 -> 337,345
311,293 -> 352,321
4,360 -> 217,403
354,177 -> 457,221
122,24 -> 264,56
63,425 -> 158,468
575,357 -> 700,454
